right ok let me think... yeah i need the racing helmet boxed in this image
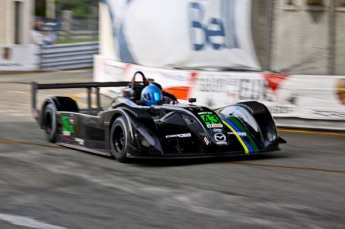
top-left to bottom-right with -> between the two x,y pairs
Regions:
141,84 -> 163,106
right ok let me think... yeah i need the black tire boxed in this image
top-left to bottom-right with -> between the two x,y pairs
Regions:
43,103 -> 57,143
110,117 -> 128,163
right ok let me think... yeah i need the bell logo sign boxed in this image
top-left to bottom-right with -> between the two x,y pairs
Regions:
189,1 -> 240,51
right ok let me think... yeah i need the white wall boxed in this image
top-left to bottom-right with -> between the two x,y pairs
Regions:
335,9 -> 345,75
271,0 -> 331,75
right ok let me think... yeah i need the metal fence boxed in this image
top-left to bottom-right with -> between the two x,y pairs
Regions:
58,13 -> 99,40
259,0 -> 345,75
36,15 -> 99,40
39,42 -> 99,71
71,16 -> 99,31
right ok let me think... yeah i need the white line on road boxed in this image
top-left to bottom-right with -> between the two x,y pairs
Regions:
0,90 -> 26,94
0,110 -> 18,113
0,213 -> 68,229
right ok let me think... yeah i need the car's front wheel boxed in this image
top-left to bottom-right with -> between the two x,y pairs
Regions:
43,103 -> 57,143
110,117 -> 128,163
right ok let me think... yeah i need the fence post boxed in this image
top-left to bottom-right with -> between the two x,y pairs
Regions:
61,10 -> 72,40
266,0 -> 276,72
328,0 -> 335,75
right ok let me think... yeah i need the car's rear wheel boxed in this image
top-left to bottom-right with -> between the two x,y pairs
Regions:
110,117 -> 128,163
43,103 -> 57,143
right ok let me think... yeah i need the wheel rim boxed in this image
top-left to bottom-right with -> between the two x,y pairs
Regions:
45,112 -> 52,135
113,125 -> 125,155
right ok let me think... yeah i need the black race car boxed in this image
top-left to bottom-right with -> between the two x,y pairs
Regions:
31,71 -> 286,163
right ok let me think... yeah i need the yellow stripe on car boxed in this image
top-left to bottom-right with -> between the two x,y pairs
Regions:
221,120 -> 249,154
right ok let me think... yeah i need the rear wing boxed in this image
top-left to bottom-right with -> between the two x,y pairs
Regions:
31,81 -> 130,117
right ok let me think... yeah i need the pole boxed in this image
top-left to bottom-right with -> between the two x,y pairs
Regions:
328,0 -> 335,75
266,0 -> 275,72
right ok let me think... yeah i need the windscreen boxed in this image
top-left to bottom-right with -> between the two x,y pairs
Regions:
219,106 -> 260,133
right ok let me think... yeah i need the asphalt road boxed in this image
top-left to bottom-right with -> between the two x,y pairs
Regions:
0,70 -> 344,229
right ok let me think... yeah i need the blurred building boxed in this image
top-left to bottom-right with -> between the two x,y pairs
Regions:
0,0 -> 34,44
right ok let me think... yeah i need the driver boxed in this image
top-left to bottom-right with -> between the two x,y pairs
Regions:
141,84 -> 163,106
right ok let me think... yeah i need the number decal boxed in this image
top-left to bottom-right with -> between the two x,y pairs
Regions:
200,114 -> 221,125
62,116 -> 74,134
209,115 -> 220,124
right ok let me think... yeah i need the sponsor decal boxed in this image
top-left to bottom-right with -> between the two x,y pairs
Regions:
160,72 -> 188,82
227,132 -> 246,136
198,111 -> 213,115
237,103 -> 254,114
286,93 -> 298,105
336,78 -> 345,105
199,77 -> 272,100
61,135 -> 73,143
207,124 -> 223,128
62,131 -> 71,136
204,137 -> 210,145
211,128 -> 223,133
312,110 -> 345,118
189,1 -> 239,51
2,47 -> 11,60
166,133 -> 192,138
198,76 -> 238,94
0,46 -> 23,67
268,106 -> 295,114
75,138 -> 84,146
198,74 -> 289,102
214,133 -> 226,142
262,74 -> 289,95
62,116 -> 74,135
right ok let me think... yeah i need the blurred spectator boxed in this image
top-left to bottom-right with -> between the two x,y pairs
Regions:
31,26 -> 44,45
42,27 -> 57,45
34,16 -> 44,28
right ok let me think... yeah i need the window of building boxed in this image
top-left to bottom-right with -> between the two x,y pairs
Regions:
14,1 -> 21,44
283,0 -> 299,10
306,0 -> 323,5
305,0 -> 324,11
336,0 -> 345,11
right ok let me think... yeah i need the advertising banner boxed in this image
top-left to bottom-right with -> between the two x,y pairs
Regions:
0,45 -> 39,71
94,55 -> 345,121
99,0 -> 261,71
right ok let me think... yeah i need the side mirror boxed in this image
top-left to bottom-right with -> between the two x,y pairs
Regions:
188,98 -> 196,103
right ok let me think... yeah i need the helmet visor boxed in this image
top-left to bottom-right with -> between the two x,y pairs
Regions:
144,92 -> 162,101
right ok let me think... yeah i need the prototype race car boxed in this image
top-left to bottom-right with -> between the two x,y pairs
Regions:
31,71 -> 286,163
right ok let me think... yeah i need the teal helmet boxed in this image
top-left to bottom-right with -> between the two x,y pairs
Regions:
141,84 -> 163,106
